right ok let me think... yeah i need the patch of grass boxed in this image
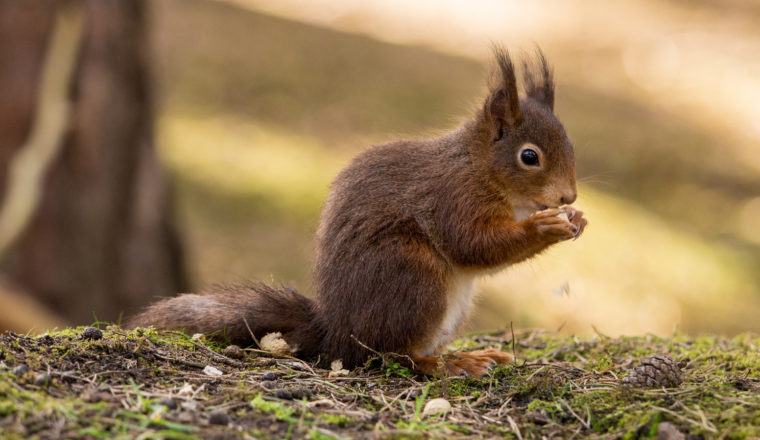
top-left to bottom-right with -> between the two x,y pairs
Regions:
383,361 -> 414,379
318,413 -> 353,428
250,394 -> 300,423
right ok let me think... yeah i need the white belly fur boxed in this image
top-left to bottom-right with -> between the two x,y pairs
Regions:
420,269 -> 478,356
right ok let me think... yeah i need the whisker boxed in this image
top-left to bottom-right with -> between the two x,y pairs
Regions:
578,173 -> 614,187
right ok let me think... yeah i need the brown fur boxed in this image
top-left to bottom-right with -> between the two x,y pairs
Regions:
126,47 -> 587,377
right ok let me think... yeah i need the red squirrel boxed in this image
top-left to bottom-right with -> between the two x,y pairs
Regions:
126,47 -> 587,378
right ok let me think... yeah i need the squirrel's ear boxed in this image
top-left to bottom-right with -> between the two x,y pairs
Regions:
486,46 -> 522,138
523,49 -> 555,111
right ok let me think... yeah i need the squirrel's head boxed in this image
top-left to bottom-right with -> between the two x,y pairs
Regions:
475,46 -> 576,221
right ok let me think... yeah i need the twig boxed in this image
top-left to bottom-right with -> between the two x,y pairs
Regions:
349,334 -> 415,369
510,321 -> 517,364
525,365 -> 546,382
506,415 -> 523,440
591,325 -> 610,339
89,369 -> 153,381
50,369 -> 95,385
242,317 -> 261,348
651,405 -> 718,434
561,399 -> 590,430
135,329 -> 162,347
496,397 -> 512,419
680,404 -> 717,433
276,359 -> 318,376
152,352 -> 206,369
189,341 -> 244,368
377,388 -> 414,414
517,362 -> 582,375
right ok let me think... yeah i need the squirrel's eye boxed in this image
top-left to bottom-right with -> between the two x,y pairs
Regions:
520,149 -> 540,166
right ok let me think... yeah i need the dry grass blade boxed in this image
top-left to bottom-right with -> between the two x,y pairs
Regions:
651,406 -> 718,434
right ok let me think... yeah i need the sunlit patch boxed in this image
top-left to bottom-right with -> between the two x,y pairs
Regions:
158,114 -> 348,219
475,187 -> 756,337
737,197 -> 760,245
621,36 -> 681,91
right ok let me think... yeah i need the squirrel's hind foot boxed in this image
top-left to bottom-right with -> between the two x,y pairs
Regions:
412,348 -> 513,378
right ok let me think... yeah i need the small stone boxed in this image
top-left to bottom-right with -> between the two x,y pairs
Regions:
622,354 -> 684,388
181,401 -> 201,411
261,371 -> 277,381
274,389 -> 293,400
261,380 -> 277,390
177,412 -> 196,424
12,364 -> 29,376
34,373 -> 50,386
290,387 -> 311,400
336,394 -> 354,403
223,345 -> 243,359
208,410 -> 229,425
422,398 -> 452,417
83,390 -> 111,403
280,360 -> 308,371
203,365 -> 223,377
159,398 -> 178,410
253,359 -> 277,367
657,422 -> 686,440
81,326 -> 103,340
525,410 -> 550,425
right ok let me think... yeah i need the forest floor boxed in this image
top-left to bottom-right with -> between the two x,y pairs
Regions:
2,327 -> 760,439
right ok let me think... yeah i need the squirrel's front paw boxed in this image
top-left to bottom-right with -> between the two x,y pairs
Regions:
562,206 -> 588,240
529,208 -> 583,243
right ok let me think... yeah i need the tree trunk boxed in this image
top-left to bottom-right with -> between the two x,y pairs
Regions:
0,0 -> 186,328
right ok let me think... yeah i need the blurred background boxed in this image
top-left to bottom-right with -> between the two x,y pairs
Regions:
0,0 -> 758,338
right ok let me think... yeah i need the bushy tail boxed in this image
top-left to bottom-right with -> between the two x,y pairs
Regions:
125,283 -> 317,348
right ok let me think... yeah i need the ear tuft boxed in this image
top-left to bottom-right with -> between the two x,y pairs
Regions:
523,48 -> 555,111
487,45 -> 522,128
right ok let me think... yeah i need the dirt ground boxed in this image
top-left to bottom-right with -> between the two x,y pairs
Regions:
2,326 -> 760,438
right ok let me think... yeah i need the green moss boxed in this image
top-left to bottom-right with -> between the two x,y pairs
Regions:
447,338 -> 481,351
309,429 -> 339,440
5,327 -> 760,438
526,399 -> 561,414
251,394 -> 300,423
318,413 -> 353,428
587,353 -> 614,371
437,376 -> 482,397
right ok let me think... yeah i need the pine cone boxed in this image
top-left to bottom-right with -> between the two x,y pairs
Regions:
622,355 -> 683,388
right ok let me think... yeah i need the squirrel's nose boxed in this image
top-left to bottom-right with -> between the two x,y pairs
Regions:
560,191 -> 577,205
